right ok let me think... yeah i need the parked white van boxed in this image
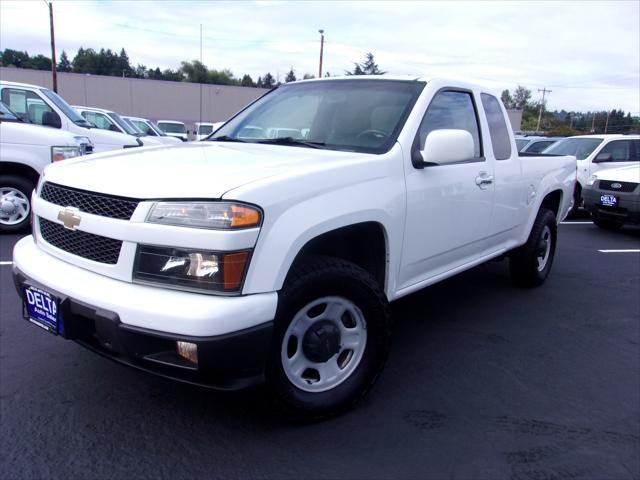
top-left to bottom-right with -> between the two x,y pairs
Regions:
123,116 -> 182,145
156,120 -> 188,141
73,106 -> 163,147
0,101 -> 91,232
0,81 -> 140,153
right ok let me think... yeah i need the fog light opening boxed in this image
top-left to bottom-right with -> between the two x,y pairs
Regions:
176,341 -> 198,365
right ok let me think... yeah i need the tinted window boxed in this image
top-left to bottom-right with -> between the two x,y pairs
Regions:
516,139 -> 529,151
598,140 -> 639,162
82,111 -> 117,130
417,90 -> 481,158
526,140 -> 555,153
481,93 -> 511,160
159,122 -> 186,134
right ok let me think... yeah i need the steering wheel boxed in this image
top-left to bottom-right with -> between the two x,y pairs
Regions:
356,129 -> 389,141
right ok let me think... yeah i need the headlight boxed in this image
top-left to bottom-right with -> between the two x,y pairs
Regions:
587,175 -> 598,186
51,146 -> 81,162
147,202 -> 262,229
133,245 -> 251,293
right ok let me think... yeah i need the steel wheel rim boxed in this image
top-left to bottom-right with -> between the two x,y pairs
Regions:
281,296 -> 367,393
536,225 -> 552,272
0,187 -> 30,226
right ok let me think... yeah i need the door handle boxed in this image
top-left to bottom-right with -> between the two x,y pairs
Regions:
475,173 -> 494,188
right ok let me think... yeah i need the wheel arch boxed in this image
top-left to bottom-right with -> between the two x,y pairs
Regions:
0,162 -> 40,185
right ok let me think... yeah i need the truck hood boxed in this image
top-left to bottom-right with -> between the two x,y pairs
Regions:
43,142 -> 372,199
595,164 -> 640,183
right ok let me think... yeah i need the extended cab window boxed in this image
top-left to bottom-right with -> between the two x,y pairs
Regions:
81,111 -> 117,131
417,90 -> 481,159
481,93 -> 511,160
597,140 -> 639,162
0,88 -> 55,125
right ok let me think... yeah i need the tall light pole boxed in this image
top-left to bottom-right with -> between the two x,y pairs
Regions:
535,87 -> 551,133
46,1 -> 58,92
318,29 -> 325,78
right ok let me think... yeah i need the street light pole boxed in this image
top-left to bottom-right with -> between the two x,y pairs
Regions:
47,1 -> 58,92
318,29 -> 324,78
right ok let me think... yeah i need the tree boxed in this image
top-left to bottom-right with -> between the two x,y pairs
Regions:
285,67 -> 296,83
116,48 -> 133,77
180,60 -> 208,83
57,51 -> 71,72
1,49 -> 31,68
501,89 -> 515,109
512,85 -> 532,110
161,68 -> 183,82
347,52 -> 385,75
27,54 -> 51,71
262,72 -> 275,88
240,74 -> 255,87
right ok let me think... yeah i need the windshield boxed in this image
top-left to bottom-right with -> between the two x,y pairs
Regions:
198,125 -> 214,135
211,79 -> 425,154
0,101 -> 21,121
543,137 -> 604,160
41,89 -> 92,127
122,117 -> 145,135
159,122 -> 186,134
107,112 -> 139,135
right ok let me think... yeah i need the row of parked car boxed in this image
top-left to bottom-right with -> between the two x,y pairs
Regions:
0,79 -> 227,231
0,78 -> 638,233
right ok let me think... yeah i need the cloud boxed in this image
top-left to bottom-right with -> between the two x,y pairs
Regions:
1,0 -> 638,112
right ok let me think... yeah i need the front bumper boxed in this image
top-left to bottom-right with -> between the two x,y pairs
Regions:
583,187 -> 640,225
13,236 -> 278,389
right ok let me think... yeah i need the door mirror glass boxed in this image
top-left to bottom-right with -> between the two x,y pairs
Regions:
42,111 -> 61,128
420,129 -> 475,166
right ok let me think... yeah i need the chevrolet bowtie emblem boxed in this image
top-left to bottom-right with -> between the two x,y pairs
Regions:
58,207 -> 81,230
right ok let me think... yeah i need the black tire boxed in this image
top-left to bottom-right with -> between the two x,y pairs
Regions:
593,217 -> 623,230
266,255 -> 391,421
509,208 -> 557,287
0,175 -> 35,234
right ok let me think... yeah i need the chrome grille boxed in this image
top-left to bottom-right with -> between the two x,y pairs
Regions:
39,218 -> 122,264
40,182 -> 140,220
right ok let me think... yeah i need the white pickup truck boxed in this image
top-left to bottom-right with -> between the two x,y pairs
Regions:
12,76 -> 575,419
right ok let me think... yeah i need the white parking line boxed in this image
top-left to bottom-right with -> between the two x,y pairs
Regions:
0,261 -> 13,265
560,221 -> 593,225
598,249 -> 640,253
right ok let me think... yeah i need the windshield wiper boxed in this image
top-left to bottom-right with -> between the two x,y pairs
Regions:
209,135 -> 248,143
254,137 -> 326,149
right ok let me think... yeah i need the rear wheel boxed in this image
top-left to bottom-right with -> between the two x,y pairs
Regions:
593,217 -> 623,230
0,175 -> 34,233
267,256 -> 391,420
509,208 -> 557,287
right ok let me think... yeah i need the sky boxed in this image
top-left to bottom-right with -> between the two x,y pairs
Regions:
1,0 -> 638,114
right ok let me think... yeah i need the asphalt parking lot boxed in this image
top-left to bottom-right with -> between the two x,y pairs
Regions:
1,219 -> 638,480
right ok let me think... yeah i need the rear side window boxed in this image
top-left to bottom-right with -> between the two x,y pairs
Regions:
417,90 -> 482,158
481,93 -> 511,160
526,140 -> 555,153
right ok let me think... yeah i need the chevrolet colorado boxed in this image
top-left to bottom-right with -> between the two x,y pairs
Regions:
13,76 -> 576,419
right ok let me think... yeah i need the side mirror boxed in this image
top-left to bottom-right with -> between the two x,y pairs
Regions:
417,129 -> 475,167
109,124 -> 120,132
42,111 -> 61,129
593,152 -> 612,163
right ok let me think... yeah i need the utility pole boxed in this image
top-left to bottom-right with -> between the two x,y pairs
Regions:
47,1 -> 58,92
535,87 -> 551,133
199,23 -> 203,125
604,110 -> 610,134
318,29 -> 325,78
591,113 -> 596,133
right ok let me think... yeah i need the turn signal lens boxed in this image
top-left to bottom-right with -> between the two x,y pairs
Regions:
223,251 -> 250,290
230,205 -> 262,228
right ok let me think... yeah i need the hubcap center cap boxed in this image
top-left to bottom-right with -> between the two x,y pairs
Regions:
301,320 -> 341,363
1,199 -> 16,214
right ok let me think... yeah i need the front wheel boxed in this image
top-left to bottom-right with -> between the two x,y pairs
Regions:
509,208 -> 557,287
0,175 -> 34,233
267,256 -> 391,420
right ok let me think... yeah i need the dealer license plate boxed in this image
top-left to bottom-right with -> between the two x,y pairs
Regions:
23,286 -> 59,335
599,194 -> 618,207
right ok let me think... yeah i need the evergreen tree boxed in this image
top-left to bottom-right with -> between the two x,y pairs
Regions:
285,67 -> 296,83
262,72 -> 275,88
347,53 -> 385,75
57,51 -> 71,72
240,74 -> 255,87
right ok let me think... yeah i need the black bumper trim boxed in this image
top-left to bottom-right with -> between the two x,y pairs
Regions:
13,267 -> 274,391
